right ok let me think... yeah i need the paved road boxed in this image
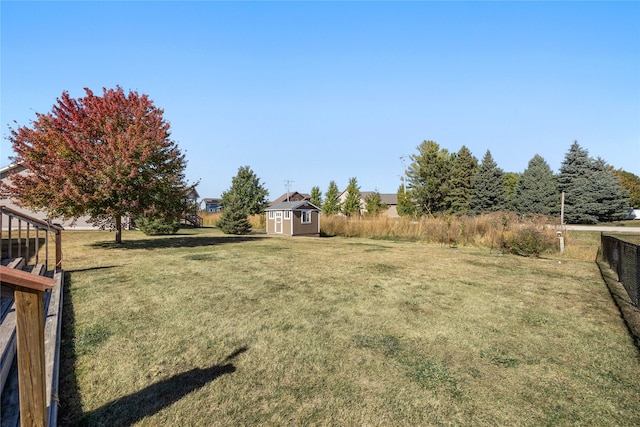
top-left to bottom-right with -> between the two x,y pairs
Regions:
564,224 -> 640,233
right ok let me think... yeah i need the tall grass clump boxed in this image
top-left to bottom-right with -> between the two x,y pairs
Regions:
199,212 -> 264,230
321,212 -> 559,255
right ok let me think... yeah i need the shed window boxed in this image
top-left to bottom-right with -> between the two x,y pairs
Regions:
301,210 -> 312,224
268,211 -> 274,219
284,211 -> 291,220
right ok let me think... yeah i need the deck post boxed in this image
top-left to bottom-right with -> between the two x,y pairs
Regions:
2,265 -> 54,427
55,230 -> 62,269
14,285 -> 48,427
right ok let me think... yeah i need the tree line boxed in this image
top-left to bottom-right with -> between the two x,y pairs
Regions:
7,86 -> 639,242
310,140 -> 638,224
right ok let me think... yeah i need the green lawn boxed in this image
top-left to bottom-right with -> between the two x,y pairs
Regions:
58,227 -> 640,426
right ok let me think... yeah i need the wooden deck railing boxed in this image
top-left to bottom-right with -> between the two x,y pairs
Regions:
1,206 -> 64,427
1,205 -> 63,271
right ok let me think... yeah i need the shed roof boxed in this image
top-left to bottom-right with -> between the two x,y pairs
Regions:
265,201 -> 320,211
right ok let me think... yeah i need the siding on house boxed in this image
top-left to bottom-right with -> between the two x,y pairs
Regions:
1,164 -> 100,229
1,163 -> 131,230
203,198 -> 222,213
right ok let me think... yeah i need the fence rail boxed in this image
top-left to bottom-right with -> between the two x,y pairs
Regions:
600,233 -> 640,307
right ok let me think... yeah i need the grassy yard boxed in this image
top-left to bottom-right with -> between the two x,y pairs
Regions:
58,227 -> 640,426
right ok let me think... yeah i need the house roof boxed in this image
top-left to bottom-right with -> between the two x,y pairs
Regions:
0,163 -> 25,177
339,190 -> 398,206
270,191 -> 311,205
360,192 -> 398,205
265,200 -> 320,211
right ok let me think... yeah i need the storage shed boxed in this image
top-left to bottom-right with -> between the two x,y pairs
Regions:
265,201 -> 321,237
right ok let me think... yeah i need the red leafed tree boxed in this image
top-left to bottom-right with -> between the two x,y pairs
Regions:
8,86 -> 192,243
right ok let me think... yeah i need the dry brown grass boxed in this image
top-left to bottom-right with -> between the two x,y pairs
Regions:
57,227 -> 640,426
321,212 -> 560,252
200,212 -> 264,229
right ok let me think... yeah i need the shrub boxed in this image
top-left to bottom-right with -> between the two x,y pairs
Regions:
503,226 -> 556,257
136,216 -> 180,235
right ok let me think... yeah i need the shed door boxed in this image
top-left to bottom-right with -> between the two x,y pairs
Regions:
274,211 -> 283,233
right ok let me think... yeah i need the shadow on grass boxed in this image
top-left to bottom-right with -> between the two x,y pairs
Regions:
79,349 -> 245,426
59,269 -> 248,425
66,265 -> 120,274
58,271 -> 84,425
90,235 -> 267,251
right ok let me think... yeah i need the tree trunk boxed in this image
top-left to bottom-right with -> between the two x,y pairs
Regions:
115,215 -> 122,244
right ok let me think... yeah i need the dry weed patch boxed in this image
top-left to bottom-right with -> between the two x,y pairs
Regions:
58,228 -> 639,426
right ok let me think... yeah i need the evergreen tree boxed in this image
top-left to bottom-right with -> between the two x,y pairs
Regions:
217,192 -> 252,234
342,177 -> 362,217
589,158 -> 629,222
364,190 -> 387,217
221,166 -> 269,216
469,150 -> 507,215
310,186 -> 323,207
322,180 -> 341,215
557,142 -> 628,224
406,140 -> 452,216
396,184 -> 415,217
557,142 -> 593,222
513,154 -> 558,216
445,145 -> 478,215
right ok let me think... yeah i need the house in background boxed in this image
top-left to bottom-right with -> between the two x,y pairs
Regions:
2,163 -> 201,229
1,163 -> 100,229
337,190 -> 399,217
265,200 -> 321,237
269,192 -> 310,206
203,198 -> 223,213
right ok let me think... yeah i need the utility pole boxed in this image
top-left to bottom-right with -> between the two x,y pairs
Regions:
560,191 -> 565,227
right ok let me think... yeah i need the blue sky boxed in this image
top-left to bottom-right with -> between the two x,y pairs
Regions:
2,1 -> 639,200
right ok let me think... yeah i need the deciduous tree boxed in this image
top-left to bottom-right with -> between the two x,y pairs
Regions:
8,86 -> 191,243
614,169 -> 640,208
502,172 -> 520,211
